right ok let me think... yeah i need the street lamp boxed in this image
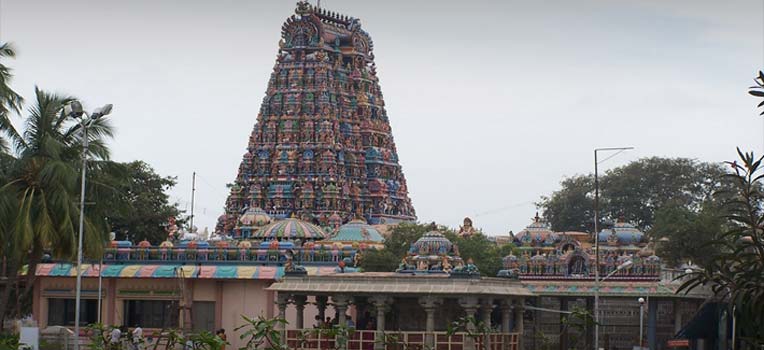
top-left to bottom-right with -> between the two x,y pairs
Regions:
605,259 -> 633,280
638,297 -> 646,349
66,101 -> 113,350
593,146 -> 633,350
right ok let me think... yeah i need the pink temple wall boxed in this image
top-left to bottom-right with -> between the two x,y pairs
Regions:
34,276 -> 352,350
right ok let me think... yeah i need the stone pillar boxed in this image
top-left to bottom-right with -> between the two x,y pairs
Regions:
514,299 -> 525,350
419,297 -> 440,349
316,295 -> 328,322
333,295 -> 350,325
107,279 -> 117,325
370,296 -> 390,350
648,299 -> 657,350
673,300 -> 683,335
215,282 -> 223,329
481,299 -> 493,326
294,295 -> 307,329
560,297 -> 569,350
276,293 -> 289,341
717,307 -> 728,350
500,300 -> 512,333
459,297 -> 480,350
585,297 -> 594,350
481,299 -> 494,350
333,295 -> 350,350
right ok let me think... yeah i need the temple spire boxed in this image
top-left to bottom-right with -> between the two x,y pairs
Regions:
217,3 -> 416,236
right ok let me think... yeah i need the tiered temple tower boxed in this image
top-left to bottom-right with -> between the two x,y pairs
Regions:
219,1 -> 416,235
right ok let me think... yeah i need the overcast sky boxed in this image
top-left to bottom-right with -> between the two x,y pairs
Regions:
2,0 -> 763,235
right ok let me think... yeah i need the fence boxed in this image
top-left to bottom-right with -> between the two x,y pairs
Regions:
102,247 -> 359,265
285,329 -> 520,350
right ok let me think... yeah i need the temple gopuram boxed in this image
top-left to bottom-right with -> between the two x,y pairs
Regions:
218,0 -> 416,237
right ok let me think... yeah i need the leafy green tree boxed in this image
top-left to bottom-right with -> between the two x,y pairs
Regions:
649,203 -> 724,267
105,161 -> 182,244
537,175 -> 594,232
236,314 -> 288,350
446,315 -> 493,350
446,232 -> 515,277
188,331 -> 227,350
680,149 -> 764,346
382,222 -> 432,258
560,306 -> 597,350
360,222 -> 429,272
358,249 -> 398,272
538,157 -> 728,232
361,222 -> 515,276
601,157 -> 726,228
0,87 -> 125,325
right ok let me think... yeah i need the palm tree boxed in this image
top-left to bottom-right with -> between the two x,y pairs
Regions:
0,87 -> 125,324
0,41 -> 25,328
0,42 -> 23,155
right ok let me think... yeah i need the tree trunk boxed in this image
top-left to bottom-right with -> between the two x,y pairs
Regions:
11,249 -> 41,320
0,259 -> 20,331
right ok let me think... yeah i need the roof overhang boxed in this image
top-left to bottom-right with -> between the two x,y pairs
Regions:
267,272 -> 534,297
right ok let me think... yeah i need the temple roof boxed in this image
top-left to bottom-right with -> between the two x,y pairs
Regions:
328,219 -> 384,243
597,220 -> 645,244
410,231 -> 453,256
35,263 -> 337,280
514,213 -> 558,246
268,273 -> 533,297
255,218 -> 329,240
238,207 -> 272,227
523,280 -> 708,298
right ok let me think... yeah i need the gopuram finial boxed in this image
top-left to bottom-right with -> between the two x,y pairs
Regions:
295,1 -> 313,16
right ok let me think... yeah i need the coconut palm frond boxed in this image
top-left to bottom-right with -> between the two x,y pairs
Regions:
0,42 -> 24,155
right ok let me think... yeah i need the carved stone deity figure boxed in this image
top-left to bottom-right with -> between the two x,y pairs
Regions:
458,217 -> 477,237
442,256 -> 453,273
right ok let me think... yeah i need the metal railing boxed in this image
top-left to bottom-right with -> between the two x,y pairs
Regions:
513,262 -> 661,281
284,329 -> 520,350
40,326 -> 90,350
101,247 -> 360,265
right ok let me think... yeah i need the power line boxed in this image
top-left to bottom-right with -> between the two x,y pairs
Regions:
597,149 -> 628,165
473,200 -> 535,218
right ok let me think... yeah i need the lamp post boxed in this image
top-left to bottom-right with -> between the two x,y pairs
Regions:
65,101 -> 113,350
96,257 -> 103,324
605,260 -> 633,280
638,297 -> 645,349
593,146 -> 633,350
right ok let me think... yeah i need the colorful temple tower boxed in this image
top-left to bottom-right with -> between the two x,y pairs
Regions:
219,1 -> 416,236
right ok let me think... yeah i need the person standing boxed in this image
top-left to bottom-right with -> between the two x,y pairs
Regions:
109,326 -> 121,350
132,325 -> 143,350
215,329 -> 227,350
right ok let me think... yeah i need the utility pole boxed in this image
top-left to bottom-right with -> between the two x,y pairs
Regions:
593,147 -> 633,350
190,172 -> 196,232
